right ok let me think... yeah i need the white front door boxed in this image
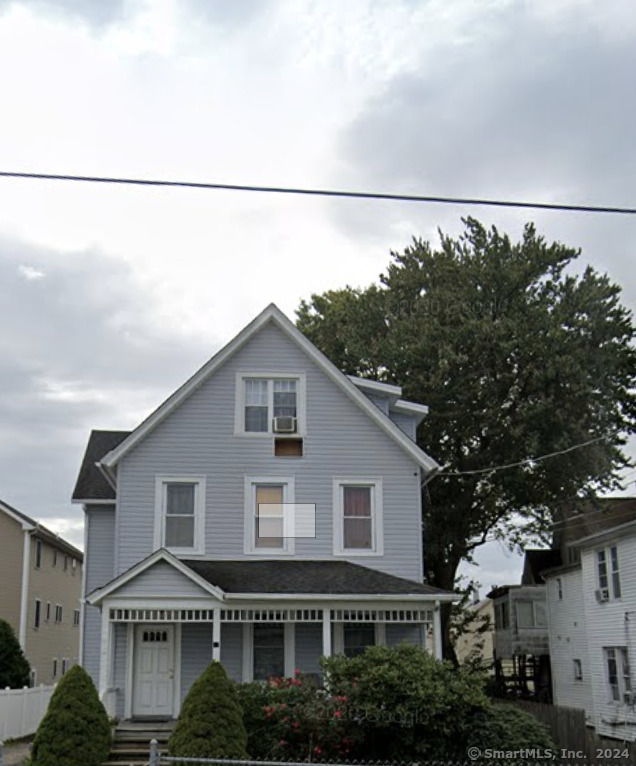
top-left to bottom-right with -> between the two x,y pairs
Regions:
132,625 -> 175,718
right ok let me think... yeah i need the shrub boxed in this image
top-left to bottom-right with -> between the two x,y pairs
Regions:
464,703 -> 556,763
30,665 -> 111,766
0,618 -> 31,688
169,661 -> 249,759
322,643 -> 490,761
237,671 -> 361,761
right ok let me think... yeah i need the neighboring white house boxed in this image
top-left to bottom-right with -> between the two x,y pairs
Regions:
545,517 -> 636,741
73,303 -> 455,721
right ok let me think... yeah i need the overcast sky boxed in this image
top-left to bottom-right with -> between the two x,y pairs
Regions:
1,0 -> 635,591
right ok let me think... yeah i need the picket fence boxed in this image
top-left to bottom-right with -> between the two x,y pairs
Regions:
0,685 -> 55,740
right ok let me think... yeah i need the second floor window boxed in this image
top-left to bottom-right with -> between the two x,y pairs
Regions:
597,545 -> 621,599
244,477 -> 294,554
333,479 -> 383,556
34,599 -> 41,629
73,609 -> 80,627
154,476 -> 206,555
55,605 -> 63,624
35,540 -> 42,569
515,600 -> 547,629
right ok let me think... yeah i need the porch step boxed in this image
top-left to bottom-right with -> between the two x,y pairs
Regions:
104,721 -> 175,766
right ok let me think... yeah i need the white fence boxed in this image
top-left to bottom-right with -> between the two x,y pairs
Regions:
0,685 -> 55,740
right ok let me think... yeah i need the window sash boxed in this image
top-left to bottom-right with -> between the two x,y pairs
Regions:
273,379 -> 297,419
610,546 -> 621,598
342,486 -> 373,550
163,481 -> 199,550
255,485 -> 284,549
597,550 -> 609,591
253,624 -> 285,681
244,378 -> 299,432
34,600 -> 40,629
573,659 -> 583,681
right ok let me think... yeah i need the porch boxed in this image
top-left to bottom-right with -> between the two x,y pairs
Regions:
99,603 -> 441,720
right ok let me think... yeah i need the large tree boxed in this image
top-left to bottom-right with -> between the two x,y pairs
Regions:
297,218 -> 636,654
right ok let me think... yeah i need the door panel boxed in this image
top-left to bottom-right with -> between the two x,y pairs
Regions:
133,626 -> 175,718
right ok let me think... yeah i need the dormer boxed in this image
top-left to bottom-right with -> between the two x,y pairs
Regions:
348,376 -> 429,442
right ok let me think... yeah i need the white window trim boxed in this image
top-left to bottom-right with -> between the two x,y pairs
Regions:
333,477 -> 384,557
243,476 -> 295,555
234,372 -> 307,437
154,475 -> 206,556
604,646 -> 631,704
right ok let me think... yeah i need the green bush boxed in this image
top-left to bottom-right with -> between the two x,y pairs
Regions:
30,665 -> 111,766
464,703 -> 556,763
322,643 -> 490,761
169,661 -> 249,759
237,672 -> 361,761
0,618 -> 31,688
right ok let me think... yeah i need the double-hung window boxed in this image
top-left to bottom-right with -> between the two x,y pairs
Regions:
237,374 -> 305,435
333,478 -> 383,555
597,545 -> 621,599
245,477 -> 294,554
154,476 -> 206,555
604,647 -> 632,703
252,624 -> 285,681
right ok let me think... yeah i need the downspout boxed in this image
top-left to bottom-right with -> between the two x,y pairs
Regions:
19,529 -> 32,649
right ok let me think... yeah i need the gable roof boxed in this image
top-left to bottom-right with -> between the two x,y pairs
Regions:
72,430 -> 130,503
99,304 -> 439,475
521,549 -> 562,585
0,497 -> 83,559
86,548 -> 455,604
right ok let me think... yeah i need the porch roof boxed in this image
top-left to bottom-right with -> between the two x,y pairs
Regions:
182,558 -> 449,597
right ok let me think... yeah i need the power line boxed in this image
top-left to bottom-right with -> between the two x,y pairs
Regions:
440,434 -> 609,477
2,170 -> 636,215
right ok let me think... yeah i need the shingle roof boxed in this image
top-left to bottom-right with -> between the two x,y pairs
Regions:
522,549 -> 562,585
182,559 -> 449,596
72,430 -> 130,501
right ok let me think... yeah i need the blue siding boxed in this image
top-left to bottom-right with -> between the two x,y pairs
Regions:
116,322 -> 423,581
82,506 -> 115,686
180,624 -> 212,700
220,623 -> 243,682
389,412 -> 417,441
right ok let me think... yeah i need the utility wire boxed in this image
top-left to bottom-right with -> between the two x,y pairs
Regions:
2,170 -> 636,215
440,434 -> 609,477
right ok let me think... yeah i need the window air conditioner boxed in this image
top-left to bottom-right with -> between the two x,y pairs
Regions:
595,588 -> 610,603
273,416 -> 297,434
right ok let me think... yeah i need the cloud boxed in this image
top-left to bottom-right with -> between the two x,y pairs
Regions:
0,0 -> 128,29
0,237 -> 210,533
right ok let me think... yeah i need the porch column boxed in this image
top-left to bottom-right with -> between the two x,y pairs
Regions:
322,608 -> 332,657
433,600 -> 443,660
98,607 -> 115,714
212,608 -> 221,662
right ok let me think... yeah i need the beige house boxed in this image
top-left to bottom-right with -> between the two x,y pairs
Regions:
454,597 -> 495,670
0,498 -> 83,685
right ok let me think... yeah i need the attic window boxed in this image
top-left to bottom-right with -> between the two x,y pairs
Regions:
236,374 -> 306,436
274,437 -> 303,457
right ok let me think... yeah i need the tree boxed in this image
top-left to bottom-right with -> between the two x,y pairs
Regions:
168,661 -> 249,759
30,665 -> 111,766
0,618 -> 31,688
297,218 -> 636,655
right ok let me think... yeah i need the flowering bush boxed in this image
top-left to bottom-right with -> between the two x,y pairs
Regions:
236,670 -> 362,760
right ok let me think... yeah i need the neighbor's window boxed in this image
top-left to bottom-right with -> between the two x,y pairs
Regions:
73,609 -> 80,627
605,647 -> 631,703
55,604 -> 63,624
516,600 -> 547,628
155,476 -> 205,554
556,578 -> 563,600
253,624 -> 285,681
46,602 -> 51,622
573,659 -> 583,681
34,599 -> 41,629
343,624 -> 375,657
35,540 -> 42,569
52,658 -> 57,678
597,546 -> 621,598
334,479 -> 383,555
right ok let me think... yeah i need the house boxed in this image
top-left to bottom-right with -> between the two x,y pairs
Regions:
453,596 -> 494,670
0,498 -> 83,685
73,303 -> 454,721
544,501 -> 636,741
